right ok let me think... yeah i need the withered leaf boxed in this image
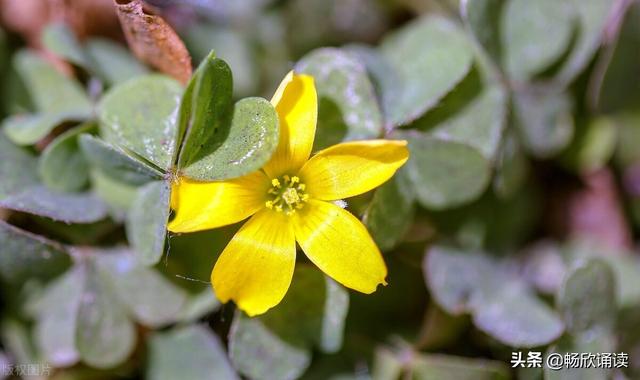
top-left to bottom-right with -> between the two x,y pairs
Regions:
114,0 -> 192,84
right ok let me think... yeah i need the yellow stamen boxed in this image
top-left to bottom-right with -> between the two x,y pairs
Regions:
266,174 -> 308,215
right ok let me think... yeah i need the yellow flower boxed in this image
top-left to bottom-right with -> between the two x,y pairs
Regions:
168,71 -> 409,316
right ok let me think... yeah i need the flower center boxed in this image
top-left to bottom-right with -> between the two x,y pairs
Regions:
265,175 -> 308,215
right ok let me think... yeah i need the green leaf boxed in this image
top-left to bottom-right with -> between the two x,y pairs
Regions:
230,315 -> 310,380
184,24 -> 258,97
379,15 -> 474,126
0,220 -> 71,283
176,53 -> 233,170
461,0 -> 504,65
126,181 -> 171,266
84,38 -> 149,85
96,250 -> 188,327
0,134 -> 39,199
2,112 -> 72,146
148,325 -> 238,380
426,246 -> 564,347
344,44 -> 403,127
98,74 -> 183,170
0,186 -> 108,224
79,134 -> 163,185
544,333 -> 615,380
501,0 -> 574,81
178,53 -> 279,181
412,354 -> 510,380
597,4 -> 640,113
178,289 -> 220,323
13,49 -> 92,116
557,259 -> 616,336
416,72 -> 507,161
42,23 -> 89,67
181,97 -> 279,180
404,134 -> 491,210
514,88 -> 574,158
493,130 -> 529,199
561,117 -> 617,173
89,169 -> 138,220
364,168 -> 415,251
371,347 -> 404,380
76,259 -> 136,369
296,47 -> 383,144
32,266 -> 85,366
557,0 -> 617,84
229,266 -> 349,379
564,241 -> 640,308
39,123 -> 94,192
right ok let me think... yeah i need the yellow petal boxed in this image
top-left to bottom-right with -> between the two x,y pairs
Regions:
293,199 -> 387,293
299,140 -> 409,200
211,209 -> 296,316
263,71 -> 318,178
168,171 -> 269,233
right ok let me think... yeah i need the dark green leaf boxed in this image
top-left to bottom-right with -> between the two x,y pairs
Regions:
0,220 -> 71,283
177,53 -> 279,180
177,53 -> 233,171
38,123 -> 94,192
126,181 -> 171,266
98,74 -> 183,170
148,325 -> 238,380
180,97 -> 279,181
79,134 -> 163,185
379,16 -> 473,126
297,47 -> 383,143
0,186 -> 108,224
405,134 -> 491,209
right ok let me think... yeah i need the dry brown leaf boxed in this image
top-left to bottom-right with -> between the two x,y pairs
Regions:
114,0 -> 192,84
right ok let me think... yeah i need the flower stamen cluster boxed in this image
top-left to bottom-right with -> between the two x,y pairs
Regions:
265,175 -> 309,215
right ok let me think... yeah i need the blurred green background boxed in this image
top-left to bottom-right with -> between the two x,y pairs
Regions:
1,0 -> 640,379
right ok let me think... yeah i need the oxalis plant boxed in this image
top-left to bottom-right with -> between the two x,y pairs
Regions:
1,0 -> 640,379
